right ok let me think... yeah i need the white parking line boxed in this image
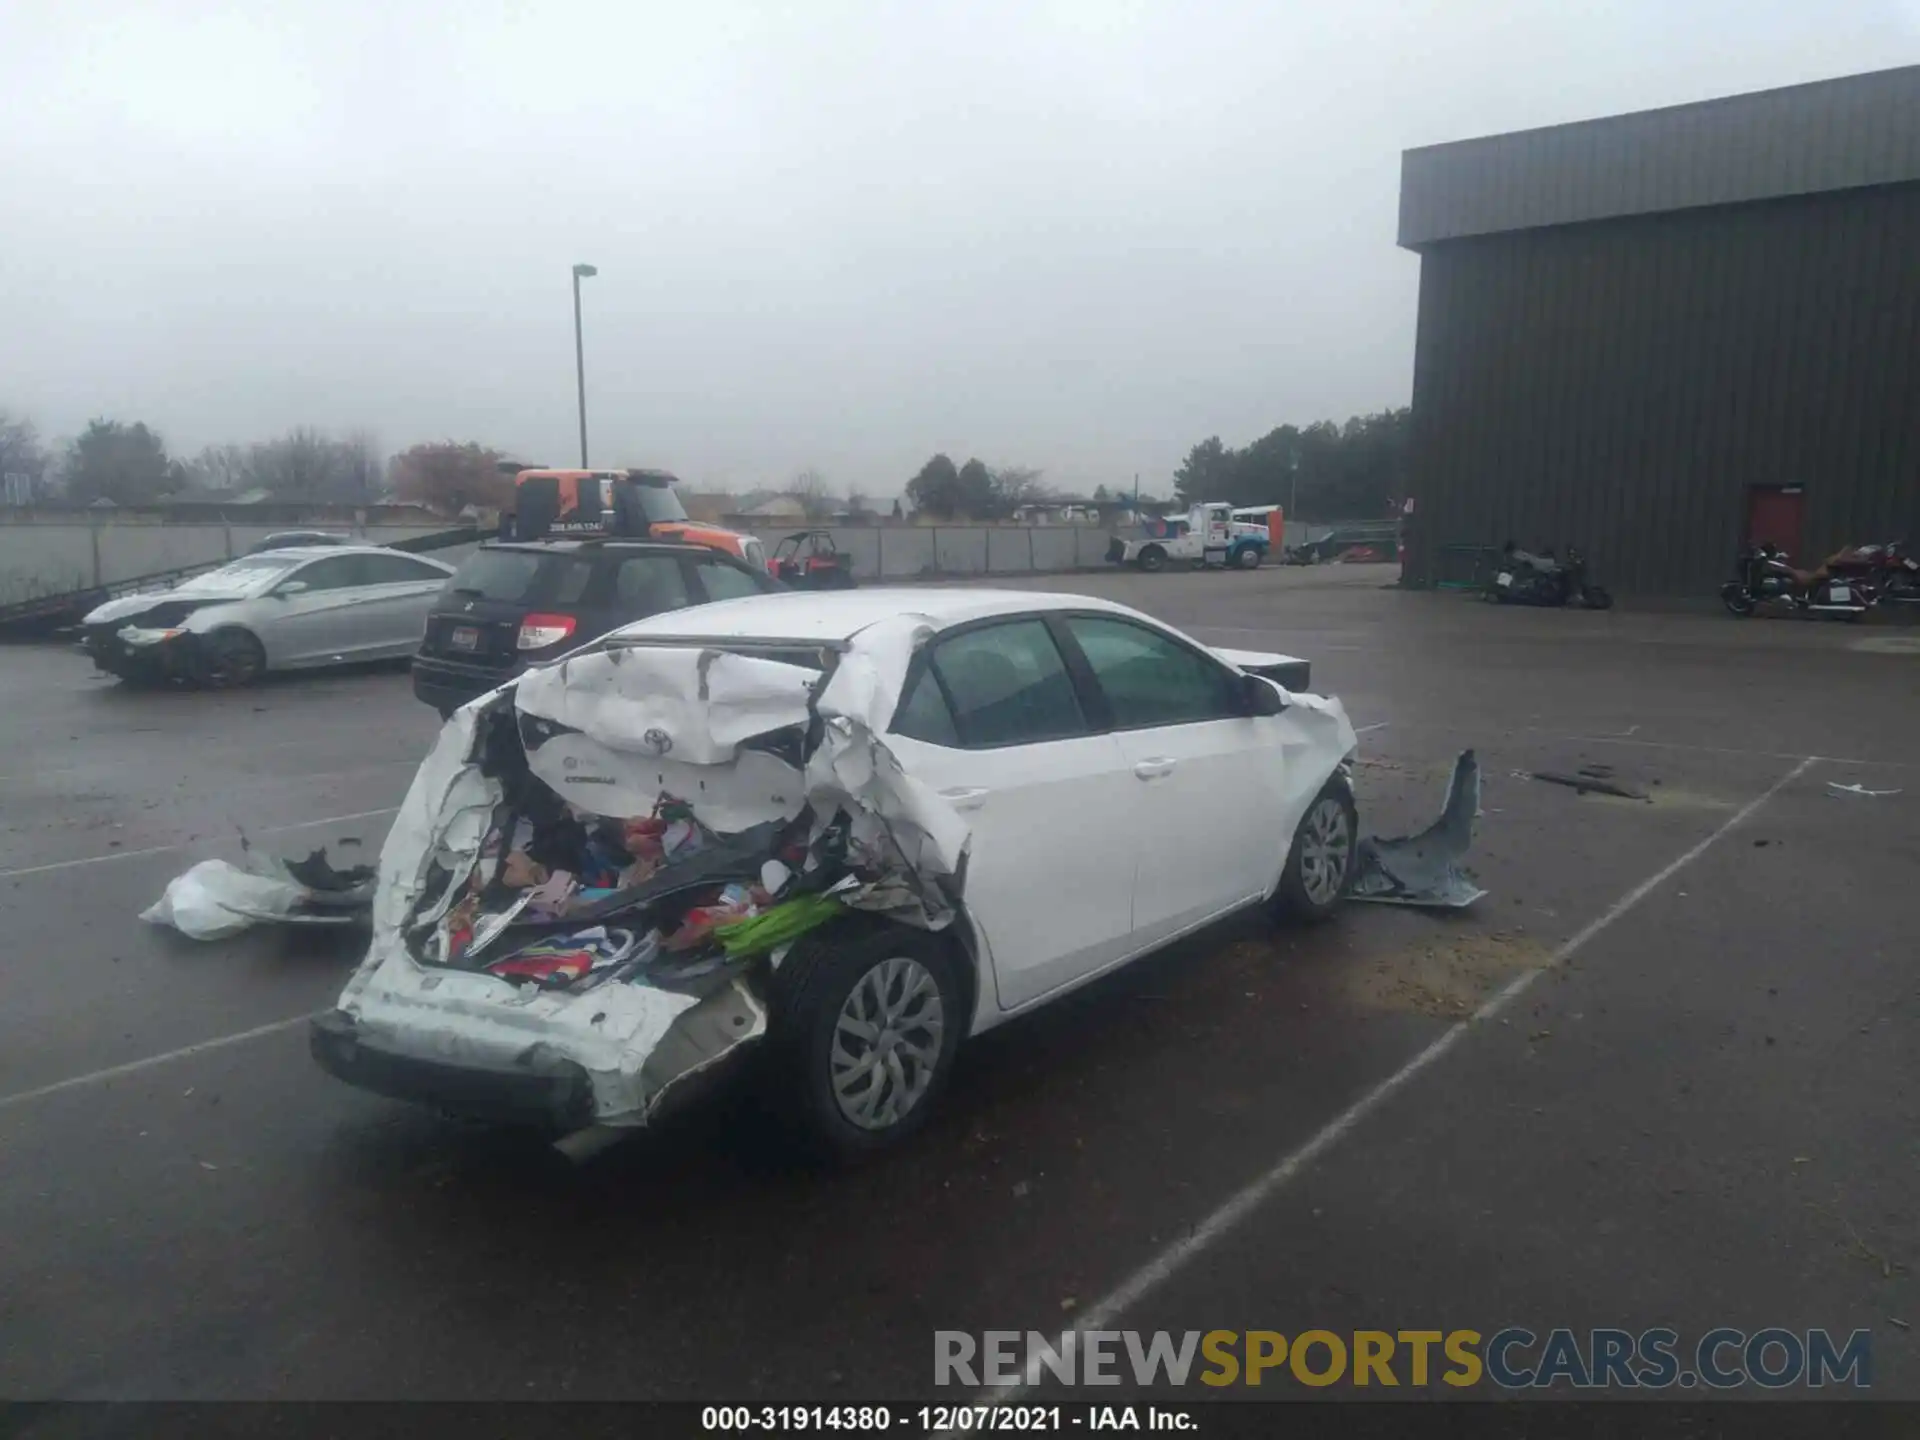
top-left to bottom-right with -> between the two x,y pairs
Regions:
0,1012 -> 319,1113
970,754 -> 1819,1408
0,806 -> 400,881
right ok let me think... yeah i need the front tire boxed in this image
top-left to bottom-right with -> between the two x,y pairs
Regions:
1720,585 -> 1756,618
769,921 -> 967,1161
196,629 -> 266,688
1273,776 -> 1358,923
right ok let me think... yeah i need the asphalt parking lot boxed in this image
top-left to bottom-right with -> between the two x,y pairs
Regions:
1,565 -> 1915,1406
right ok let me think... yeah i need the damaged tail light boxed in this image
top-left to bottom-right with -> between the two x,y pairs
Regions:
517,613 -> 578,651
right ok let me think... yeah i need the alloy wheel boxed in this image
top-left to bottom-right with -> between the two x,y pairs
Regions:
830,955 -> 946,1130
1298,795 -> 1353,907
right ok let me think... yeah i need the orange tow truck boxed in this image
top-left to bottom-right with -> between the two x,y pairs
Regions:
502,467 -> 769,573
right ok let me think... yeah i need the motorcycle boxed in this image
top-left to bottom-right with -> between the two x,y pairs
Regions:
1845,540 -> 1920,610
1485,543 -> 1614,609
1720,544 -> 1872,620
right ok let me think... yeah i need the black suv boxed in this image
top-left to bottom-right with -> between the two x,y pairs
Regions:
412,539 -> 785,715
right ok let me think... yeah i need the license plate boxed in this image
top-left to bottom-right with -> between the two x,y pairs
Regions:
450,626 -> 480,651
1829,586 -> 1850,603
1496,572 -> 1513,586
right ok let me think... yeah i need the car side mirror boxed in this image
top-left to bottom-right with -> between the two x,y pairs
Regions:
274,580 -> 309,598
1242,673 -> 1286,716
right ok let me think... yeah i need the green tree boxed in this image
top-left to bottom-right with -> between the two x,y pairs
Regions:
62,419 -> 171,505
955,458 -> 997,519
906,453 -> 962,517
1173,436 -> 1237,505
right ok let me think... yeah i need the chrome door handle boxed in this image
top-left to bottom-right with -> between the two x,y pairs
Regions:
1133,758 -> 1176,780
939,785 -> 990,811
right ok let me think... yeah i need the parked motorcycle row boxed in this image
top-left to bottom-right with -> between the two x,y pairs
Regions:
1480,536 -> 1920,620
1720,540 -> 1920,621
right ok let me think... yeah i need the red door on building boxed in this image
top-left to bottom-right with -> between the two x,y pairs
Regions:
1745,486 -> 1805,555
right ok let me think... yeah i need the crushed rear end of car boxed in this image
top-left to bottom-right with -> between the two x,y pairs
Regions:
316,619 -> 972,1151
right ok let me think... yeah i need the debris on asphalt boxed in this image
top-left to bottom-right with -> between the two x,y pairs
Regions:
1350,749 -> 1487,908
1530,769 -> 1649,801
1827,781 -> 1901,797
140,842 -> 376,940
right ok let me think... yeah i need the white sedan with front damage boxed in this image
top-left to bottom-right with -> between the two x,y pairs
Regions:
310,588 -> 1360,1159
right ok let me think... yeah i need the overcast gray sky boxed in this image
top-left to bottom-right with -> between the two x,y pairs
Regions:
5,1 -> 1918,497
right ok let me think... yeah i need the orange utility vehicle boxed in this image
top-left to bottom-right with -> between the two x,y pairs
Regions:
502,467 -> 769,572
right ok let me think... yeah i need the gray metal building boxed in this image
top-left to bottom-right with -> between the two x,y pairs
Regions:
1398,66 -> 1920,596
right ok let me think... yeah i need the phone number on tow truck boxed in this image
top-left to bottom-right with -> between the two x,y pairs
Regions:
703,1407 -> 1070,1430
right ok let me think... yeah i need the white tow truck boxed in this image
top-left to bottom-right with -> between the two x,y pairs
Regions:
1106,502 -> 1273,572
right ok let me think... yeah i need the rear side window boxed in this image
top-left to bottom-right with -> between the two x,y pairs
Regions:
361,553 -> 450,585
892,667 -> 961,747
613,555 -> 692,614
928,619 -> 1086,748
449,550 -> 544,602
692,556 -> 770,603
289,555 -> 367,592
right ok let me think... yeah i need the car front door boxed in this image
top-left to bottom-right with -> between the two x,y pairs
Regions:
1056,613 -> 1287,948
882,617 -> 1138,1012
258,554 -> 376,666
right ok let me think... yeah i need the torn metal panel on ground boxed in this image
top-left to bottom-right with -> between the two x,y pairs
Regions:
1349,750 -> 1487,909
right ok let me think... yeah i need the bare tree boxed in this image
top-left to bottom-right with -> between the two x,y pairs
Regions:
341,430 -> 382,503
989,465 -> 1050,510
787,467 -> 837,520
178,443 -> 253,493
0,410 -> 52,503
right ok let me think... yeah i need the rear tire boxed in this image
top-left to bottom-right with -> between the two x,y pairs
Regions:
768,920 -> 967,1162
1272,775 -> 1358,923
1235,545 -> 1263,570
1721,585 -> 1756,618
1138,546 -> 1167,574
196,629 -> 266,688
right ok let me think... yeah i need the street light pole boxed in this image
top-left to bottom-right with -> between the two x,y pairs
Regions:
571,263 -> 597,467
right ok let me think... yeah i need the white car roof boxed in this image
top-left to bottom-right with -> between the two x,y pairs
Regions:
617,586 -> 1151,644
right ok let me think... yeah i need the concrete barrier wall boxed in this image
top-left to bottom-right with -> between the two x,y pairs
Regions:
0,522 -> 465,604
1,519 -> 1121,605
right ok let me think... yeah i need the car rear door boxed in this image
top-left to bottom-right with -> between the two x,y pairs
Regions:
1054,612 -> 1287,947
351,552 -> 455,657
882,617 -> 1137,1013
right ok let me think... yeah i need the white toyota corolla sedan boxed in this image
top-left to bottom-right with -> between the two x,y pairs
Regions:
311,587 -> 1359,1158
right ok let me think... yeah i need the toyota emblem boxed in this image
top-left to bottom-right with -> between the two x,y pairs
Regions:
643,728 -> 673,756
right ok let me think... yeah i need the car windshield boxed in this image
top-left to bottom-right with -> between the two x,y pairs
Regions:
630,483 -> 688,525
179,555 -> 304,593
